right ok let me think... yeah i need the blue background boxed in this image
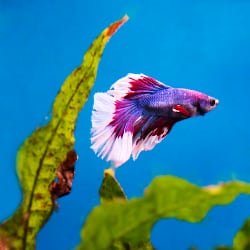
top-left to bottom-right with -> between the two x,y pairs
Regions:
1,0 -> 250,249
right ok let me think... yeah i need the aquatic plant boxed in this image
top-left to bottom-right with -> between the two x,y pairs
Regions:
0,15 -> 249,250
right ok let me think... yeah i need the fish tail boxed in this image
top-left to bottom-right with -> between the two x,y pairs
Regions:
91,73 -> 171,167
91,90 -> 140,167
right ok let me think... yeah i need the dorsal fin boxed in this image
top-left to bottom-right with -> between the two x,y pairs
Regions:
108,73 -> 170,100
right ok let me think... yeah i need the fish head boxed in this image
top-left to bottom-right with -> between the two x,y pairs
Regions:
195,94 -> 219,115
171,89 -> 219,118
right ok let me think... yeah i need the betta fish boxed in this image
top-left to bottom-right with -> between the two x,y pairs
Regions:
91,73 -> 219,167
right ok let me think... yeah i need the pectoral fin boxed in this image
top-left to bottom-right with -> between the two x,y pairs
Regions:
172,105 -> 192,117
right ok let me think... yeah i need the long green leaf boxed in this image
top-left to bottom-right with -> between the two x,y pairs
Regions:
0,15 -> 128,250
77,174 -> 250,250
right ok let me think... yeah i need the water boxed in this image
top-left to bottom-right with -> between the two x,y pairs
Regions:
1,0 -> 250,249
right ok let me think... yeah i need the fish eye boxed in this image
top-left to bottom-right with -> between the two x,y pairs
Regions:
210,99 -> 216,106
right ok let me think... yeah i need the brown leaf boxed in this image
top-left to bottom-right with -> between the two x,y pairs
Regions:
49,150 -> 78,204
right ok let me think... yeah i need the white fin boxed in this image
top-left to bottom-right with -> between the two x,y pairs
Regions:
91,92 -> 133,167
107,73 -> 140,98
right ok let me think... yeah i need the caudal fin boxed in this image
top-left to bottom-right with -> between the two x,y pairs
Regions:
91,73 -> 172,167
91,92 -> 140,167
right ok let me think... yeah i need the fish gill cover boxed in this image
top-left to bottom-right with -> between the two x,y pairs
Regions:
0,15 -> 250,250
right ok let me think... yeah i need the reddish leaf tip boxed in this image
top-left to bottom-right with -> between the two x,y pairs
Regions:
107,15 -> 129,37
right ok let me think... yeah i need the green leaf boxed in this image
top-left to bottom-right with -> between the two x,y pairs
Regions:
0,15 -> 128,250
233,217 -> 250,250
99,169 -> 127,203
77,175 -> 250,250
99,169 -> 154,250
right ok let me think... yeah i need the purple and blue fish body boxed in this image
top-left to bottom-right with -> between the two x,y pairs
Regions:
91,73 -> 219,167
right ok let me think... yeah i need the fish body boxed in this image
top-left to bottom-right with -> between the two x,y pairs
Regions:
91,73 -> 218,167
